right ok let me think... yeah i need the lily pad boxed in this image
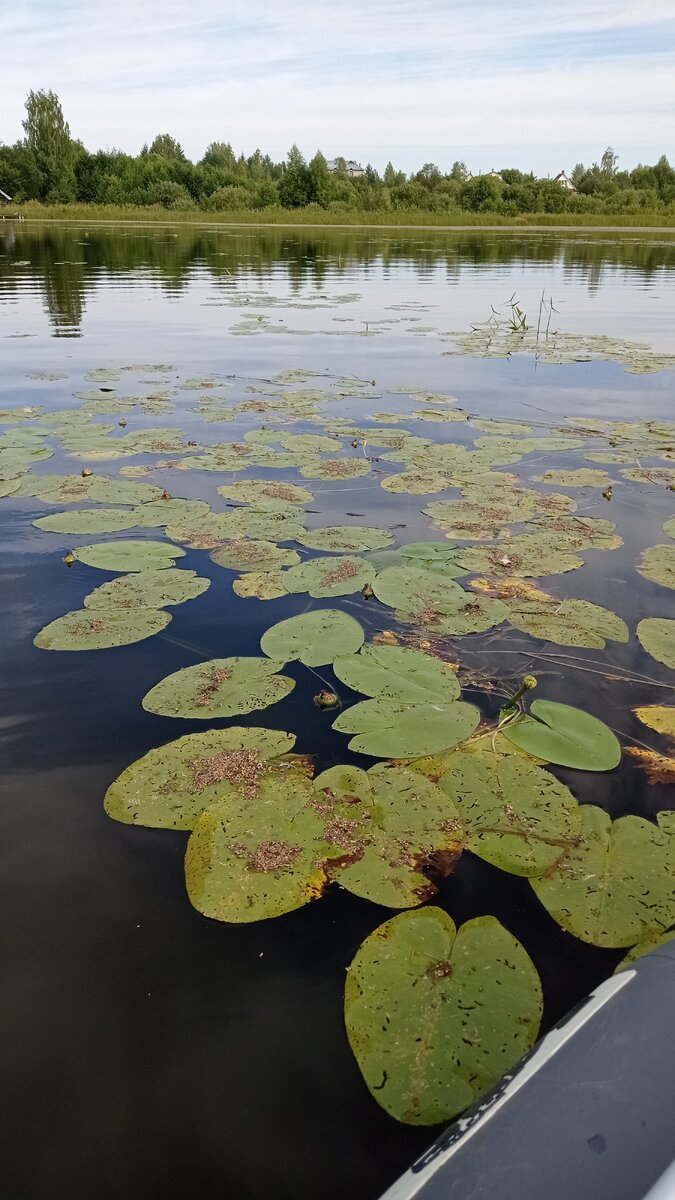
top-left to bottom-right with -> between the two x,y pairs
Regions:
84,568 -> 210,611
637,545 -> 675,590
104,726 -> 299,829
633,706 -> 675,739
373,565 -> 506,635
381,470 -> 449,495
615,929 -> 675,972
298,526 -> 394,553
332,697 -> 479,758
506,598 -> 629,649
211,540 -> 301,572
333,645 -> 461,703
533,468 -> 611,488
345,907 -> 542,1125
216,480 -> 314,506
282,556 -> 375,598
532,807 -> 675,947
312,763 -> 464,907
33,507 -> 142,535
132,499 -> 211,528
437,745 -> 582,875
664,517 -> 675,540
279,433 -> 340,453
72,539 -> 185,572
142,657 -> 295,719
503,700 -> 621,771
298,457 -> 372,480
232,571 -> 289,600
637,619 -> 675,669
261,610 -> 364,666
185,773 -> 326,922
34,607 -> 170,650
88,478 -> 165,505
457,534 -> 584,579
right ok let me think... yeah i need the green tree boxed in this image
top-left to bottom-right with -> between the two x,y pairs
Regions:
200,141 -> 236,170
148,134 -> 185,160
278,145 -> 314,207
22,89 -> 76,201
308,151 -> 332,206
601,146 -> 618,177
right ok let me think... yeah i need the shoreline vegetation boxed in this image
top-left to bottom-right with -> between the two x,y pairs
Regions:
2,91 -> 675,232
7,203 -> 675,231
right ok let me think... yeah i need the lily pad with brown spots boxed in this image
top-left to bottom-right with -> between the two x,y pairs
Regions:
142,657 -> 295,719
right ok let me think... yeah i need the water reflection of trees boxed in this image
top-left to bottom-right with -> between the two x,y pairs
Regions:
1,224 -> 674,335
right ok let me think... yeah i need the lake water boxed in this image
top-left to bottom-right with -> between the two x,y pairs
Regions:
1,222 -> 675,1200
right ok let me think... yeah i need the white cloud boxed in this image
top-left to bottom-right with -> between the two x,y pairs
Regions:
2,0 -> 674,171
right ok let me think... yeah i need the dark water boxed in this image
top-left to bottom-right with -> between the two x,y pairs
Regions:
1,222 -> 675,1200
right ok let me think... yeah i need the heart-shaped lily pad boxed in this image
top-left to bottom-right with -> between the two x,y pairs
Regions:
299,457 -> 372,480
373,565 -> 506,635
216,480 -> 314,506
261,610 -> 364,666
142,657 -> 295,719
637,618 -> 675,669
333,696 -> 479,758
211,540 -> 301,572
345,907 -> 542,1124
34,507 -> 142,535
298,526 -> 394,553
84,568 -> 210,611
232,571 -> 289,599
506,598 -> 629,649
502,699 -> 621,770
532,807 -> 675,947
282,556 -> 376,598
637,545 -> 675,590
333,644 -> 461,703
437,745 -> 582,875
72,539 -> 185,572
381,470 -> 449,495
34,607 -> 170,650
105,725 -> 300,829
88,478 -> 165,505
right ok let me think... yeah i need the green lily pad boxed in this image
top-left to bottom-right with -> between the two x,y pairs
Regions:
533,468 -> 612,488
457,534 -> 584,579
88,478 -> 165,505
298,526 -> 394,553
185,773 -> 326,922
34,607 -> 170,650
232,571 -> 289,599
312,763 -> 464,907
503,699 -> 621,770
663,516 -> 675,540
345,907 -> 542,1125
637,618 -> 675,669
211,540 -> 301,572
637,545 -> 675,590
333,645 -> 461,703
532,807 -> 675,947
298,457 -> 372,480
279,433 -> 340,453
372,565 -> 506,635
437,745 -> 582,875
282,556 -> 375,598
0,479 -> 21,497
142,657 -> 295,720
132,499 -> 211,528
33,507 -> 142,535
506,598 -> 629,648
381,470 -> 449,495
210,507 -> 305,544
261,610 -> 364,666
332,696 -> 479,758
216,480 -> 314,506
104,726 -> 299,829
615,929 -> 675,972
72,539 -> 185,572
84,568 -> 210,611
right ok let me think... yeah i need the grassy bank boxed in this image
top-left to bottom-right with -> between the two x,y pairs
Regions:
8,202 -> 675,231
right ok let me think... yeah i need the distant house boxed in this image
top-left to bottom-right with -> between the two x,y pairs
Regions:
0,189 -> 12,204
553,170 -> 578,193
327,158 -> 366,177
486,169 -> 503,182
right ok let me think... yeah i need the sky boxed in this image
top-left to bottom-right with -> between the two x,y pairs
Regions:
2,0 -> 675,175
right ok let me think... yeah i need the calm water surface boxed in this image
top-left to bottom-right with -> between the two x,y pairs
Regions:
1,223 -> 675,1200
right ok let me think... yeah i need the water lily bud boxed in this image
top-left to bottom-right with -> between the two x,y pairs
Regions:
523,675 -> 537,690
314,689 -> 340,710
118,418 -> 127,427
81,467 -> 93,477
63,552 -> 76,566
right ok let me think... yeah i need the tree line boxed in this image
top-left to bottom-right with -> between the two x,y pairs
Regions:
2,90 -> 675,216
